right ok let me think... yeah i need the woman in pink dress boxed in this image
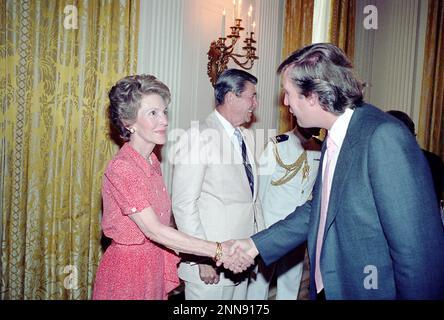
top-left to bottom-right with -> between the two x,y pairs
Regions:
93,75 -> 252,300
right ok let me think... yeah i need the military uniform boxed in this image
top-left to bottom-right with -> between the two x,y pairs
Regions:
247,131 -> 320,300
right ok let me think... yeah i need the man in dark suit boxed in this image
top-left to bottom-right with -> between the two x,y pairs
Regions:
221,43 -> 444,299
386,110 -> 444,202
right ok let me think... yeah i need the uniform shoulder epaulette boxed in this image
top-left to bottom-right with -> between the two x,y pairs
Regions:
270,134 -> 289,144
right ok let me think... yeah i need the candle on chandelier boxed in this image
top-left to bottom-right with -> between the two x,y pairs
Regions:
247,5 -> 252,34
233,0 -> 236,23
237,0 -> 242,19
252,21 -> 256,33
221,9 -> 226,38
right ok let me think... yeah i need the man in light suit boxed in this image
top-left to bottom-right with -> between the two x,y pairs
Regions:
226,43 -> 444,299
172,69 -> 265,300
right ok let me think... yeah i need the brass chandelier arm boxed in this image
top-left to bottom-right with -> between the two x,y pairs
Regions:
230,55 -> 255,69
222,39 -> 237,53
207,18 -> 259,87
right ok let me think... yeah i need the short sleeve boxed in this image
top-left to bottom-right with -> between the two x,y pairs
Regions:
104,159 -> 152,215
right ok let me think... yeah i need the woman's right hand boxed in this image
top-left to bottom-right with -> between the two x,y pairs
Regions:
198,264 -> 220,284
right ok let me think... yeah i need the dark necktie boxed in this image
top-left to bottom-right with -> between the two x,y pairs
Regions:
234,128 -> 254,197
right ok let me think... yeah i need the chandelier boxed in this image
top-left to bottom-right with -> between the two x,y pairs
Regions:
207,2 -> 259,87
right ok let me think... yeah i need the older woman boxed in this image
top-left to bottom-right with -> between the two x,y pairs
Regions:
93,75 -> 251,300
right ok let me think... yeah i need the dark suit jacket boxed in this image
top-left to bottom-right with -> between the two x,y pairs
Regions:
422,149 -> 444,201
252,104 -> 444,300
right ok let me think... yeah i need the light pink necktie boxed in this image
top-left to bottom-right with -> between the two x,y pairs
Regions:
315,136 -> 337,293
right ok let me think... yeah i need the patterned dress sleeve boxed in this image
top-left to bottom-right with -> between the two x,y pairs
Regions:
104,159 -> 152,215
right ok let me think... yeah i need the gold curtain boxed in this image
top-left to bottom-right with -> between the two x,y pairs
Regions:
418,0 -> 444,165
0,0 -> 139,299
329,0 -> 356,61
279,0 -> 314,133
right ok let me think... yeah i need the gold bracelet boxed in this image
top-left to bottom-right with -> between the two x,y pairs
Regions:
213,242 -> 223,262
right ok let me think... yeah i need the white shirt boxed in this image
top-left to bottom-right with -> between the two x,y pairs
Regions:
323,108 -> 355,190
214,109 -> 243,156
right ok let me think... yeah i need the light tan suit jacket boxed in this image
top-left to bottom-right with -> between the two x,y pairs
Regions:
172,110 -> 265,285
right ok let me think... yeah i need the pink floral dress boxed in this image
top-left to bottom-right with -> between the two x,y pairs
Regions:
93,143 -> 180,300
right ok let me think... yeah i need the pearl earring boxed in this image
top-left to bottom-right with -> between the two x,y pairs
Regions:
128,127 -> 135,134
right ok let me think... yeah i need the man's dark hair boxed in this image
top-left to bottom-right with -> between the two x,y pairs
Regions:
277,43 -> 363,114
387,110 -> 416,135
214,69 -> 257,106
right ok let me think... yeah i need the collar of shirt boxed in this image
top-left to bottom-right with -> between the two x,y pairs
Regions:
327,107 -> 354,150
322,108 -> 354,185
214,109 -> 237,138
214,109 -> 244,157
121,142 -> 160,177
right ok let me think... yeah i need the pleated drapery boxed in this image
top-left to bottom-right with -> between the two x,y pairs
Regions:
278,0 -> 314,133
418,0 -> 444,201
0,0 -> 139,299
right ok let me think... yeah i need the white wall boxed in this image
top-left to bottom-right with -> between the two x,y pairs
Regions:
354,0 -> 428,125
137,0 -> 284,190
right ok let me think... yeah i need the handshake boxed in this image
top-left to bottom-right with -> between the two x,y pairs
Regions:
214,238 -> 259,274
